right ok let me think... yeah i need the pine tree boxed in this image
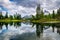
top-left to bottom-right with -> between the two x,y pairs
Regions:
36,4 -> 41,20
0,12 -> 3,19
57,8 -> 60,19
9,15 -> 13,20
52,10 -> 55,19
5,12 -> 8,18
40,8 -> 44,19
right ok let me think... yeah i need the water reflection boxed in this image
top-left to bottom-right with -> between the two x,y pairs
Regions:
56,23 -> 60,34
35,23 -> 43,37
0,23 -> 3,30
14,22 -> 21,28
33,23 -> 60,40
0,22 -> 60,40
0,22 -> 21,29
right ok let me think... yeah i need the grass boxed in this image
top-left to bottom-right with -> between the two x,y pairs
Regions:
31,19 -> 60,23
0,18 -> 60,23
0,19 -> 23,22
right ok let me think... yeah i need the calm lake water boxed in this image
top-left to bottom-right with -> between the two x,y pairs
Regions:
0,22 -> 60,40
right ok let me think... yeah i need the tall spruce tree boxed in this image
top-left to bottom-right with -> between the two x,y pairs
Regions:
52,10 -> 55,19
40,8 -> 44,19
0,12 -> 3,19
36,4 -> 41,20
57,8 -> 60,19
5,12 -> 8,18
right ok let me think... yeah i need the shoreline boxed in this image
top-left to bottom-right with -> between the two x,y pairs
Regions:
0,20 -> 22,22
31,21 -> 60,23
0,19 -> 60,23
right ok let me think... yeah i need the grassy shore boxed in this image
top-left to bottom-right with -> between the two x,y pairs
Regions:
31,19 -> 60,23
0,19 -> 23,22
0,19 -> 60,23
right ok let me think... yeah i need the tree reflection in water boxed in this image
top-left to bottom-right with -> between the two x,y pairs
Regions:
0,22 -> 3,30
56,23 -> 60,34
0,22 -> 21,29
0,22 -> 60,40
35,23 -> 43,38
33,23 -> 60,38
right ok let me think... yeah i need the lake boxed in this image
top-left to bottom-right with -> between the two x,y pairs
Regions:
0,22 -> 60,40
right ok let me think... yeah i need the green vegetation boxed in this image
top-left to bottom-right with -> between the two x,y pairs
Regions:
0,4 -> 60,23
30,4 -> 60,23
0,12 -> 22,22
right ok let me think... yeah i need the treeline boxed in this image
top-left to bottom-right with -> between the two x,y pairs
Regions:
0,12 -> 21,20
31,4 -> 60,21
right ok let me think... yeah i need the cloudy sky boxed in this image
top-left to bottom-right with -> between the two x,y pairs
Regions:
0,0 -> 60,17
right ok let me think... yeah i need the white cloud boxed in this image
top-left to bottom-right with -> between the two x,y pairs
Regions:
0,0 -> 60,17
2,11 -> 6,16
0,7 -> 2,10
0,0 -> 36,17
